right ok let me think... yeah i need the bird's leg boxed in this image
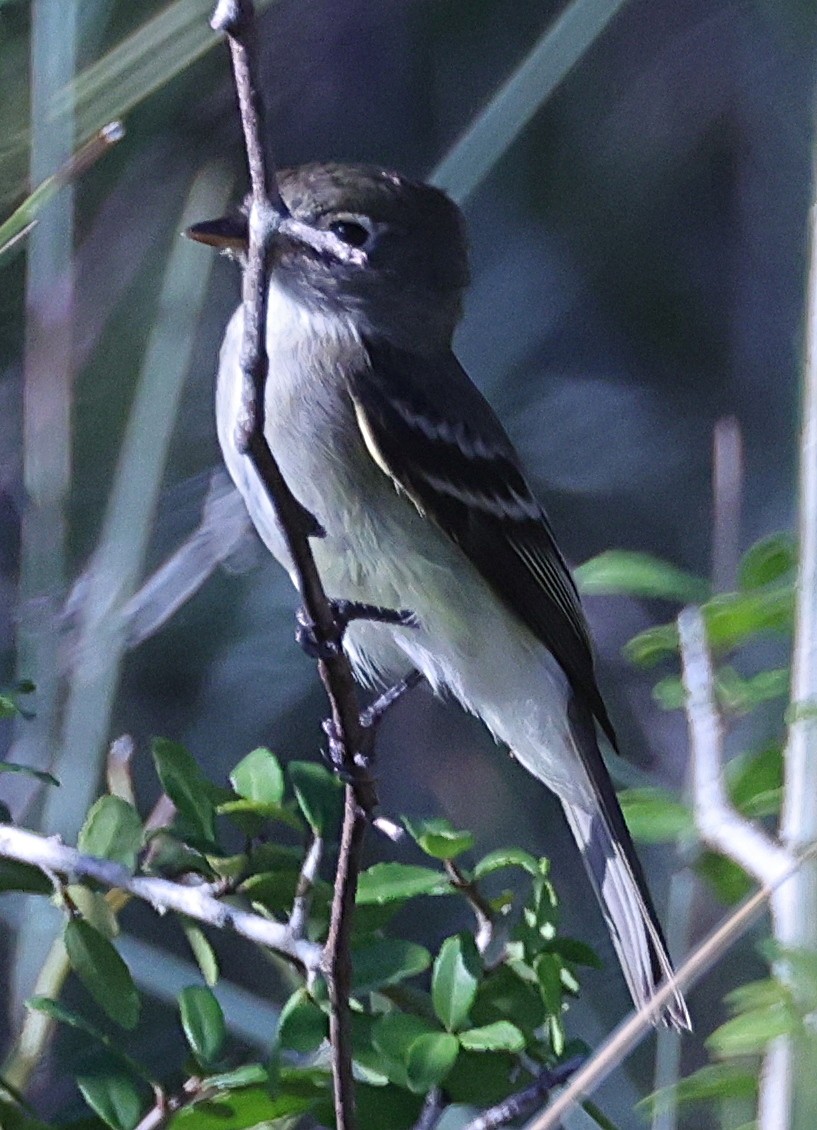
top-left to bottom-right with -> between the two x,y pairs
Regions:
359,668 -> 425,729
322,669 -> 425,778
295,599 -> 418,660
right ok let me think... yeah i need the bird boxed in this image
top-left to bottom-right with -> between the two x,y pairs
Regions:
188,162 -> 690,1030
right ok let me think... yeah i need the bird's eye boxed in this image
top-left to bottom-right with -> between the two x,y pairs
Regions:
329,219 -> 371,248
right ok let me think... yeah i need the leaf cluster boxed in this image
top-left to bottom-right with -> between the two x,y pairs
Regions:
1,741 -> 602,1130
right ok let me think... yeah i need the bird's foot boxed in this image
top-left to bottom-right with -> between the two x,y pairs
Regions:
295,599 -> 418,660
321,670 -> 424,778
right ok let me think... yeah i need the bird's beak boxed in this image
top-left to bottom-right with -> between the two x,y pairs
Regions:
184,214 -> 248,252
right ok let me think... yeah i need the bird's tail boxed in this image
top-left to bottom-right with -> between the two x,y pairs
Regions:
560,797 -> 690,1030
559,694 -> 690,1030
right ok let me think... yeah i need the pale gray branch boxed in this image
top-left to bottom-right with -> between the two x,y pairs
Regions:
0,824 -> 322,972
678,606 -> 792,888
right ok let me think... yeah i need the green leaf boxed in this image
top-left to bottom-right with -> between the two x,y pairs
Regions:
180,919 -> 219,987
229,747 -> 284,806
351,937 -> 431,992
277,989 -> 328,1054
403,815 -> 474,859
541,937 -> 602,968
0,761 -> 59,786
534,953 -> 564,1015
152,739 -> 218,850
651,675 -> 686,710
716,666 -> 790,714
372,1012 -> 439,1065
288,760 -> 343,836
77,1071 -> 144,1130
78,796 -> 143,871
178,985 -> 226,1068
356,862 -> 451,904
355,1083 -> 424,1130
576,551 -> 708,603
473,847 -> 540,878
68,886 -> 119,939
64,920 -> 140,1029
704,587 -> 794,649
432,933 -> 482,1031
168,1087 -> 315,1129
707,1004 -> 798,1058
444,1049 -> 523,1107
739,534 -> 796,590
27,995 -> 111,1041
0,1097 -> 51,1130
696,851 -> 753,904
199,1064 -> 268,1090
728,743 -> 784,818
405,1032 -> 460,1092
624,623 -> 679,667
619,788 -> 693,842
471,964 -> 546,1032
26,997 -> 151,1084
0,859 -> 52,894
641,1063 -> 757,1115
216,798 -> 302,830
459,1020 -> 525,1052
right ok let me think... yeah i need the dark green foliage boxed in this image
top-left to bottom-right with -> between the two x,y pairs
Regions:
19,745 -> 594,1128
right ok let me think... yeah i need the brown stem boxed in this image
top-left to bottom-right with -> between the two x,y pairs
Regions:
324,789 -> 368,1130
209,9 -> 382,1128
444,859 -> 495,953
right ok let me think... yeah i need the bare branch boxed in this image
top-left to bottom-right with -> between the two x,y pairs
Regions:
444,859 -> 494,954
678,605 -> 792,888
462,1057 -> 585,1130
288,835 -> 323,941
0,824 -> 322,973
323,790 -> 367,1130
411,1087 -> 446,1130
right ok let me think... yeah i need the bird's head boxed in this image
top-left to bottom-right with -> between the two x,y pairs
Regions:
187,162 -> 470,351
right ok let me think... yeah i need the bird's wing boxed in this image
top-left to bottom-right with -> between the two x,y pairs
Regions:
347,340 -> 617,750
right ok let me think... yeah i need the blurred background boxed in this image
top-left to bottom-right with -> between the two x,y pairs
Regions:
0,0 -> 814,1125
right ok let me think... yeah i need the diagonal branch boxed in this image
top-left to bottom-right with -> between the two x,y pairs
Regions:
0,824 -> 322,972
526,849 -> 816,1130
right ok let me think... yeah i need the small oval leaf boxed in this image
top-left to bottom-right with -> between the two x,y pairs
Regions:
78,796 -> 143,871
277,988 -> 328,1053
178,985 -> 226,1068
64,920 -> 140,1029
432,933 -> 482,1032
288,761 -> 343,836
458,1020 -> 525,1052
576,550 -> 708,603
77,1071 -> 144,1130
403,816 -> 474,860
229,747 -> 284,806
357,862 -> 450,905
405,1031 -> 459,1092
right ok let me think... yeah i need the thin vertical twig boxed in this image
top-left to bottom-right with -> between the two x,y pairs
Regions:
209,6 -> 379,1127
